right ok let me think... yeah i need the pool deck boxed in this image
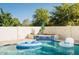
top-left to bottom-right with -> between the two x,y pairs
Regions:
0,38 -> 79,46
0,38 -> 35,46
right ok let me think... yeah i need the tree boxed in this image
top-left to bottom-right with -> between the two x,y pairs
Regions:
32,8 -> 50,26
0,8 -> 6,26
11,18 -> 21,26
50,4 -> 70,26
0,8 -> 21,26
22,19 -> 30,26
69,4 -> 79,25
0,8 -> 12,26
50,3 -> 79,26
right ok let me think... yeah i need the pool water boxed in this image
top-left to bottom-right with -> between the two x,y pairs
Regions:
0,41 -> 79,55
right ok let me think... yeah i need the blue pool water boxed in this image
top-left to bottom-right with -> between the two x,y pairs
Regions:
0,40 -> 79,55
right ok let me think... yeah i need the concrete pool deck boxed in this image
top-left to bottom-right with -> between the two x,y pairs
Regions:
0,39 -> 35,46
0,38 -> 79,46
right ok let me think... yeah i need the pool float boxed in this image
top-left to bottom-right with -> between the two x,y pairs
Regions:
59,37 -> 74,48
16,40 -> 42,49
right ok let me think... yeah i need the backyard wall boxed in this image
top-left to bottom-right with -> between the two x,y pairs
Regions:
0,27 -> 17,41
0,26 -> 79,41
0,27 -> 41,41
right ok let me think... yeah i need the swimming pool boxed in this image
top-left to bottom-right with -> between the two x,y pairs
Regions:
0,40 -> 79,55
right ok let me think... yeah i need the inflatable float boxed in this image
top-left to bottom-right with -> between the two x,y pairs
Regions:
59,37 -> 74,48
16,40 -> 42,49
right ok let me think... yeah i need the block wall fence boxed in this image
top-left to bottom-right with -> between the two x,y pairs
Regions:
0,26 -> 78,41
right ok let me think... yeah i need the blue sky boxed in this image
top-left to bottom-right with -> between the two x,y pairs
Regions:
0,3 -> 61,23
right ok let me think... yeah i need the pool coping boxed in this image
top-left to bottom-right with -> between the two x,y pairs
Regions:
0,39 -> 79,46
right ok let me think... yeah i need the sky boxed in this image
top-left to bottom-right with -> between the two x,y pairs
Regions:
0,3 -> 61,23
